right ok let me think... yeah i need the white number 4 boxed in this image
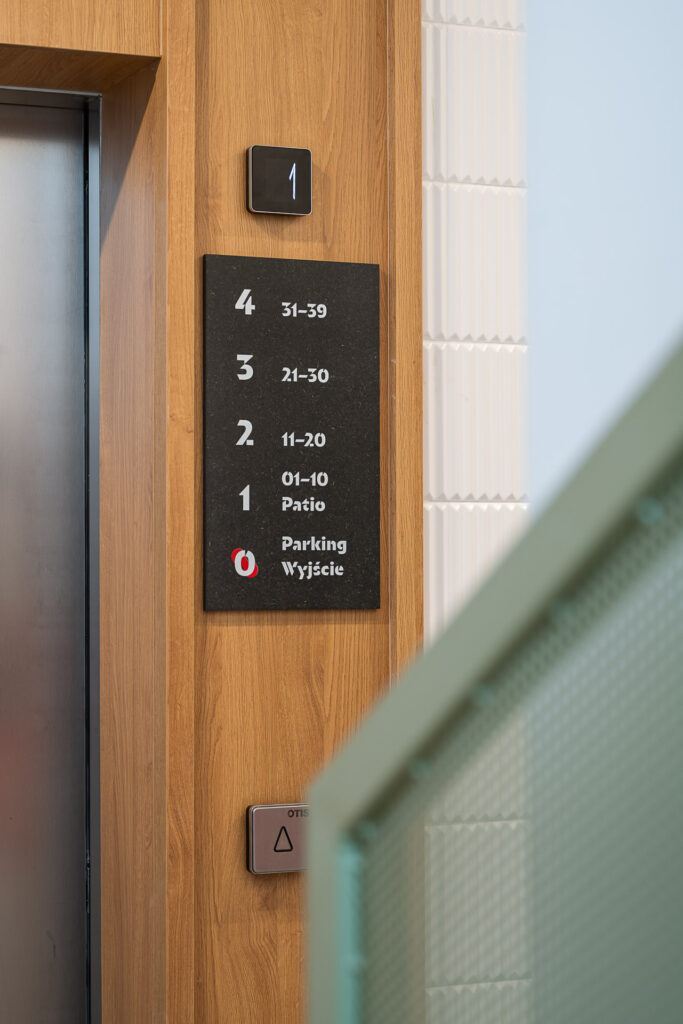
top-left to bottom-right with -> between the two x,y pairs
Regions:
235,288 -> 255,315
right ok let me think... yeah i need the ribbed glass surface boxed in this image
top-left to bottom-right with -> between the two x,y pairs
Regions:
352,456 -> 683,1024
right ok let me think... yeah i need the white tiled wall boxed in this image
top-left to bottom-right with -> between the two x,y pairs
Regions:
424,343 -> 526,502
425,820 -> 530,985
423,185 -> 526,343
423,25 -> 525,185
423,0 -> 524,31
423,1 -> 528,645
422,3 -> 529,1017
424,500 -> 528,636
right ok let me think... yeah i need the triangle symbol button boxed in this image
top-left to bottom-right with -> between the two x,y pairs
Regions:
274,825 -> 293,853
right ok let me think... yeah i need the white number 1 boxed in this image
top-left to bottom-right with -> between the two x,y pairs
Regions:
289,162 -> 296,200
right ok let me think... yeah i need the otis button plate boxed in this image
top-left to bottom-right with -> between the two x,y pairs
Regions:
247,803 -> 309,874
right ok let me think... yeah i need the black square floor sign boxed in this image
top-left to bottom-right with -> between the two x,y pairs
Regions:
203,254 -> 380,610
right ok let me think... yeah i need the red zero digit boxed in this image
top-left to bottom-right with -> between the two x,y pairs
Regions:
231,548 -> 258,577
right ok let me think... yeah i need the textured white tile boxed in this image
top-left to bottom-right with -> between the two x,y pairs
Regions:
426,705 -> 527,825
423,23 -> 525,185
427,980 -> 532,1024
425,821 -> 530,985
420,10 -> 529,1010
423,183 -> 526,343
423,0 -> 525,30
424,501 -> 528,640
424,343 -> 527,503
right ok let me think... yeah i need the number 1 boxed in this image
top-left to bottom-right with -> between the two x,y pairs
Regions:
239,484 -> 250,510
289,162 -> 296,200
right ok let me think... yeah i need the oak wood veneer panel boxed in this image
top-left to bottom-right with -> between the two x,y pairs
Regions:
100,64 -> 166,1024
163,0 -> 197,1019
388,0 -> 424,674
193,1 -> 406,1020
99,24 -> 198,1018
0,0 -> 159,58
0,1 -> 421,1017
0,44 -> 154,93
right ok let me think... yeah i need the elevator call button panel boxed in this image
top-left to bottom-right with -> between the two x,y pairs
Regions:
203,254 -> 379,611
247,803 -> 309,874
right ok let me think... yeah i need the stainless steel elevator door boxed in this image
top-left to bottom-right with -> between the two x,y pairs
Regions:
0,102 -> 88,1023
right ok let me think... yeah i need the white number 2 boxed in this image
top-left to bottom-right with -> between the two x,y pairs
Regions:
289,162 -> 296,200
236,419 -> 254,446
235,288 -> 255,315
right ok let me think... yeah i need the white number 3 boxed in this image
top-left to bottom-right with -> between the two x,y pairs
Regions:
236,354 -> 253,380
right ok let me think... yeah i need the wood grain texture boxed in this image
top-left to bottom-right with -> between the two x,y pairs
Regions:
193,2 -> 394,1020
1,1 -> 421,1018
99,64 -> 166,1024
0,44 -> 155,93
163,0 -> 197,1020
0,0 -> 159,57
388,0 -> 424,675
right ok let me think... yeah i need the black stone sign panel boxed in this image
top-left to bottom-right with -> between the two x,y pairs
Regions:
203,254 -> 380,610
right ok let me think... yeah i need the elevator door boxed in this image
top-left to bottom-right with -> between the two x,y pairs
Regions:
0,100 -> 89,1022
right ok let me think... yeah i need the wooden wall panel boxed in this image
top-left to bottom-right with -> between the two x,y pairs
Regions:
193,2 -> 395,1021
0,1 -> 159,57
0,2 -> 420,1019
0,44 -> 153,93
99,64 -> 166,1024
388,0 -> 424,675
163,0 -> 197,1019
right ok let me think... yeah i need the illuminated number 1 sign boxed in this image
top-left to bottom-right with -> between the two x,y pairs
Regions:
247,145 -> 312,216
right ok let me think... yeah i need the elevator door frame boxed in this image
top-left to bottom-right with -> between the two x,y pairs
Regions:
0,86 -> 101,1023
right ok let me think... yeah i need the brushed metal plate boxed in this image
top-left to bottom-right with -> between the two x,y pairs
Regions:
247,803 -> 309,874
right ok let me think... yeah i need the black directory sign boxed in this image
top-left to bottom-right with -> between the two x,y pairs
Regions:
203,254 -> 380,611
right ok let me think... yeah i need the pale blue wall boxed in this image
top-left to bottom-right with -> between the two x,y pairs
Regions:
528,1 -> 683,511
